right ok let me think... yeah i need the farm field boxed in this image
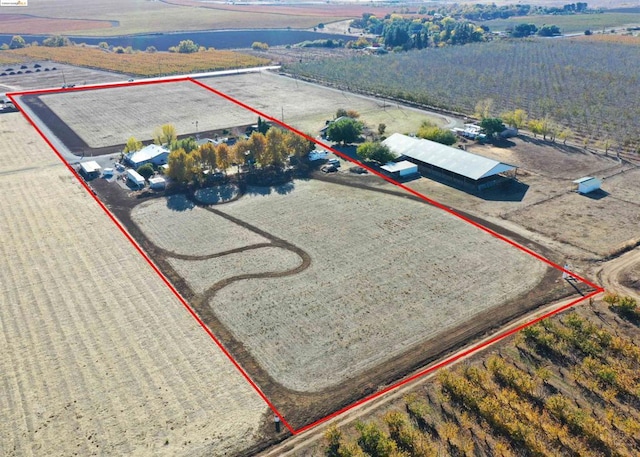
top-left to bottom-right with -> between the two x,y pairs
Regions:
477,12 -> 640,33
36,81 -> 259,148
132,194 -> 269,257
506,190 -> 640,258
0,0 -> 349,35
207,180 -> 550,392
29,73 -> 447,155
0,115 -> 268,456
286,39 -> 640,151
197,72 -> 448,135
0,61 -> 127,93
3,46 -> 270,78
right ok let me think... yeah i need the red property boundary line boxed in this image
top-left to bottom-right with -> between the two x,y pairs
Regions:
8,77 -> 604,436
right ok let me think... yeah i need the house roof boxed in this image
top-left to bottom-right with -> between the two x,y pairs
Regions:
381,160 -> 417,173
126,144 -> 169,165
80,161 -> 101,174
382,133 -> 516,181
573,176 -> 599,184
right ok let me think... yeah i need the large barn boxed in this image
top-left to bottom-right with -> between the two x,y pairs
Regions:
382,133 -> 517,190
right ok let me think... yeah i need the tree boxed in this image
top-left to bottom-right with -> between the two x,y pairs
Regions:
136,163 -> 155,180
346,109 -> 360,119
417,121 -> 457,145
170,136 -> 197,153
174,39 -> 199,53
377,123 -> 387,136
265,127 -> 287,167
336,108 -> 348,118
257,117 -> 270,135
154,124 -> 177,146
356,142 -> 395,164
167,148 -> 192,183
284,130 -> 314,159
42,35 -> 71,47
510,23 -> 538,38
9,35 -> 26,49
123,136 -> 142,153
480,117 -> 506,138
251,41 -> 269,51
216,143 -> 231,172
146,46 -> 157,53
98,41 -> 109,50
474,98 -> 494,119
558,127 -> 572,145
327,118 -> 364,145
501,109 -> 528,128
198,142 -> 217,170
537,25 -> 561,37
247,132 -> 267,166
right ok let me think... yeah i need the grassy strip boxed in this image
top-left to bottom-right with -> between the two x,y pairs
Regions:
4,46 -> 270,76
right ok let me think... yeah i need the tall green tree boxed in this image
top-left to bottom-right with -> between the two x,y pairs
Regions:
327,118 -> 364,145
356,142 -> 395,164
480,117 -> 506,138
417,121 -> 457,145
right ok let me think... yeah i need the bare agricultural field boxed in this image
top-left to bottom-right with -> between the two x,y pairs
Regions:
506,191 -> 640,257
198,72 -> 447,135
0,118 -> 268,456
131,194 -> 268,257
0,113 -> 60,173
169,247 -> 303,294
38,81 -> 257,148
208,180 -> 549,392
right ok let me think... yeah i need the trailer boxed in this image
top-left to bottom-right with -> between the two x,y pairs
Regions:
126,169 -> 145,188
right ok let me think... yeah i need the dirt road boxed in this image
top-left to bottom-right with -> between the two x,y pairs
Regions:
597,247 -> 640,302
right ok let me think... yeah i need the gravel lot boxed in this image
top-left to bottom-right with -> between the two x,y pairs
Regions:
0,117 -> 267,456
209,180 -> 548,392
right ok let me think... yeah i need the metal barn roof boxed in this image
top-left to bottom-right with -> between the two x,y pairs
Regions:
126,144 -> 169,165
381,160 -> 417,173
80,161 -> 101,174
382,133 -> 516,181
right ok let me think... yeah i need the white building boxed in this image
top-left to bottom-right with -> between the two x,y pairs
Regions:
126,169 -> 146,188
381,160 -> 418,178
573,177 -> 601,194
125,144 -> 169,168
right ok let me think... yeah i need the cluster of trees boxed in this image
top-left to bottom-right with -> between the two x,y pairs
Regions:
416,120 -> 457,145
251,41 -> 269,51
356,142 -> 395,164
509,23 -> 562,37
168,39 -> 201,53
436,2 -> 592,21
324,309 -> 640,456
351,13 -> 489,50
154,124 -> 313,185
4,34 -> 70,49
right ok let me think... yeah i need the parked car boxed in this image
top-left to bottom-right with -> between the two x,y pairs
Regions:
321,164 -> 337,173
327,158 -> 341,168
349,166 -> 368,174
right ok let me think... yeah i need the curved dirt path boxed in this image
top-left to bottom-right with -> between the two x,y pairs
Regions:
597,247 -> 640,301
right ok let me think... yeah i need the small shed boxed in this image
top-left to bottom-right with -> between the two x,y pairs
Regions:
573,177 -> 601,194
381,160 -> 419,178
126,169 -> 146,188
149,176 -> 166,190
79,161 -> 101,176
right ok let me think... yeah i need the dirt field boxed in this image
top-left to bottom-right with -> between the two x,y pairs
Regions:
169,247 -> 303,294
132,194 -> 269,256
0,61 -> 127,93
171,179 -> 550,392
198,72 -> 448,135
35,81 -> 257,148
0,115 -> 268,456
